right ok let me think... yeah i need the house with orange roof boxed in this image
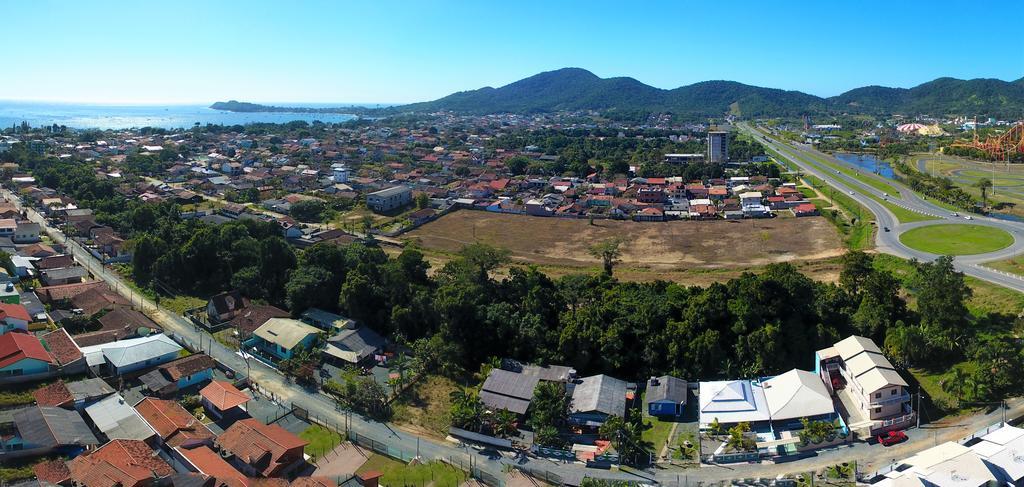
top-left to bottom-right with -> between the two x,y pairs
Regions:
175,444 -> 249,486
135,397 -> 214,448
67,439 -> 175,487
200,380 -> 251,420
217,418 -> 308,478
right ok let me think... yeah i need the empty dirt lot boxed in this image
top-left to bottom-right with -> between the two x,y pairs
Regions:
403,210 -> 844,272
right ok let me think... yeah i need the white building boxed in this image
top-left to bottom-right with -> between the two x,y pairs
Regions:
331,164 -> 349,183
699,379 -> 770,429
79,334 -> 183,376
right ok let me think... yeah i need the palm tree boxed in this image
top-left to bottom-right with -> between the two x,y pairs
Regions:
390,352 -> 411,394
490,409 -> 518,438
976,178 -> 993,210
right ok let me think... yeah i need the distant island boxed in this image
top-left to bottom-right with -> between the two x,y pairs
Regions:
212,68 -> 1024,118
210,100 -> 372,115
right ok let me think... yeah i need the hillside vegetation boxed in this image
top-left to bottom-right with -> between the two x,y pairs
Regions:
214,69 -> 1024,118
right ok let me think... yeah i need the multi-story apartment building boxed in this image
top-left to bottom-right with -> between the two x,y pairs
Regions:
707,131 -> 729,163
816,335 -> 914,435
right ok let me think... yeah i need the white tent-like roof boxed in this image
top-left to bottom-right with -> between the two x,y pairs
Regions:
698,380 -> 770,426
762,369 -> 835,421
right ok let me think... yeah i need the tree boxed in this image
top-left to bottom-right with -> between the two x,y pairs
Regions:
533,425 -> 561,448
725,422 -> 756,451
414,192 -> 430,209
290,199 -> 327,222
913,256 -> 972,354
449,243 -> 509,284
128,233 -> 165,285
598,415 -> 650,465
798,417 -> 835,444
449,389 -> 484,431
884,322 -> 925,368
491,409 -> 518,438
708,417 -> 723,436
231,265 -> 264,299
505,155 -> 530,175
326,375 -> 390,420
839,251 -> 874,296
285,266 -> 336,313
588,238 -> 624,276
976,178 -> 992,210
527,382 -> 571,434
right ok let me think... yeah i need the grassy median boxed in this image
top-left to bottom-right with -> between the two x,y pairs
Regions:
899,224 -> 1013,255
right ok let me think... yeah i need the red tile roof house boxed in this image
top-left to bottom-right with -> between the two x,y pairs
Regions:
66,439 -> 175,487
175,444 -> 250,486
0,331 -> 56,384
40,327 -> 87,374
201,380 -> 252,420
0,303 -> 31,333
36,281 -> 106,305
793,203 -> 820,217
216,418 -> 309,478
135,397 -> 215,449
70,286 -> 131,317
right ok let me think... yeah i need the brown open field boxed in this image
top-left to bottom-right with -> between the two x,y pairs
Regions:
402,211 -> 845,282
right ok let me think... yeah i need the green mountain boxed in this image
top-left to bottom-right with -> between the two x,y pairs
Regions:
398,68 -> 824,117
211,68 -> 1024,118
829,77 -> 1024,116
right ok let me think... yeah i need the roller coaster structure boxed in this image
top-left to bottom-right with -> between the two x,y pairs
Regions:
950,121 -> 1024,160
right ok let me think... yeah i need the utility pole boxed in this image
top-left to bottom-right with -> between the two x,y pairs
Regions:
916,388 -> 922,429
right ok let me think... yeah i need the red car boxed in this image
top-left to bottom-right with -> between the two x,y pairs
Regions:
878,430 -> 907,446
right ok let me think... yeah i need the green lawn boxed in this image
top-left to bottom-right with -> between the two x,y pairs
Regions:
640,392 -> 678,452
910,361 -> 979,414
300,424 -> 345,461
899,224 -> 1014,255
160,295 -> 207,314
355,455 -> 467,487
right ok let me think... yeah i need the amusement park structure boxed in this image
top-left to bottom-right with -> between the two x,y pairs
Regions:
950,120 -> 1024,160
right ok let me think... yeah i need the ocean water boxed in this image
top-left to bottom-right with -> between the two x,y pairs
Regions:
0,101 -> 362,130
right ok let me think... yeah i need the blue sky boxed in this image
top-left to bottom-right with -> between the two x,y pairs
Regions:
1,0 -> 1021,104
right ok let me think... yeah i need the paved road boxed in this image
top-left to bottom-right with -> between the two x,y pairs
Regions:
741,123 -> 1024,293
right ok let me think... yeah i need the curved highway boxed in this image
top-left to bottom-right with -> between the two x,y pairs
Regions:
739,123 -> 1024,293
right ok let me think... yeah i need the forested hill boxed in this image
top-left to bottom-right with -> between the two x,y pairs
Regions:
211,68 -> 1024,118
829,77 -> 1024,116
398,68 -> 825,118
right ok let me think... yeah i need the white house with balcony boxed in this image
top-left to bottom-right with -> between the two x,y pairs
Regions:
816,335 -> 913,436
